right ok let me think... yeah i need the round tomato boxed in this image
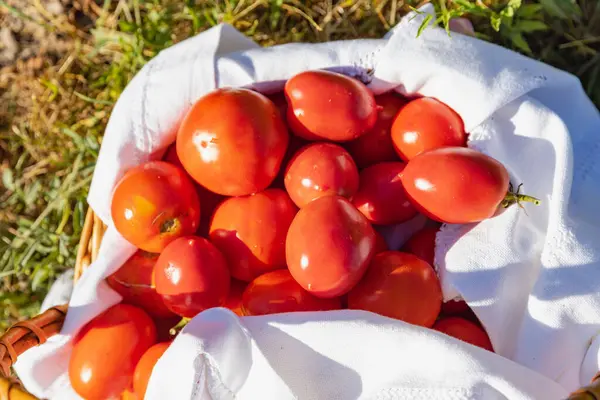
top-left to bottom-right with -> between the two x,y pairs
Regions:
401,147 -> 511,224
133,342 -> 171,399
284,143 -> 359,208
441,299 -> 470,315
154,236 -> 230,318
345,92 -> 406,168
69,304 -> 157,400
352,162 -> 417,225
433,317 -> 493,351
285,70 -> 377,141
224,279 -> 247,316
106,251 -> 174,319
242,269 -> 341,316
373,230 -> 388,254
402,226 -> 438,266
391,97 -> 466,161
209,189 -> 297,281
347,251 -> 442,327
286,195 -> 376,298
177,88 -> 288,196
111,161 -> 201,253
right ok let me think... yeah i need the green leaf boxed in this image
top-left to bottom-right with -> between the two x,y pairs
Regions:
517,20 -> 549,33
539,0 -> 581,20
516,4 -> 544,18
501,0 -> 522,18
416,14 -> 433,38
491,14 -> 502,31
31,266 -> 50,292
510,32 -> 532,54
2,169 -> 14,191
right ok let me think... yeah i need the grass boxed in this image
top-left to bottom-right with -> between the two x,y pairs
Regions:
0,0 -> 598,330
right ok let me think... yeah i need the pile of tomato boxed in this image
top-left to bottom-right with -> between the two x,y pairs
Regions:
69,70 -> 539,400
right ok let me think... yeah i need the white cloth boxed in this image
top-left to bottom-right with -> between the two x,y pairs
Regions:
14,5 -> 600,399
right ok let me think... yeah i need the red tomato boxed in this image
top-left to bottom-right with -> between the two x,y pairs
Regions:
352,162 -> 417,225
177,88 -> 289,196
224,279 -> 247,316
209,189 -> 297,281
285,70 -> 377,141
433,317 -> 493,351
111,161 -> 201,253
153,315 -> 180,342
106,251 -> 174,319
69,304 -> 157,400
373,230 -> 388,254
402,226 -> 438,266
284,143 -> 359,208
271,134 -> 309,190
347,251 -> 442,327
154,236 -> 230,318
266,91 -> 288,119
345,92 -> 406,168
164,144 -> 183,169
121,388 -> 137,400
286,196 -> 376,298
133,342 -> 171,399
441,299 -> 470,315
242,269 -> 342,316
401,147 -> 510,224
391,97 -> 466,161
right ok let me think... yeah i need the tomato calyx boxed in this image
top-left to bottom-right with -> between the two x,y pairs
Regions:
501,183 -> 541,211
159,217 -> 181,234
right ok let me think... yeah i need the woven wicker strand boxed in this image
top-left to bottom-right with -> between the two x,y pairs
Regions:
0,206 -> 598,400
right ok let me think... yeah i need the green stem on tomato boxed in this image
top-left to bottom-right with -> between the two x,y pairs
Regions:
501,183 -> 541,209
169,317 -> 190,337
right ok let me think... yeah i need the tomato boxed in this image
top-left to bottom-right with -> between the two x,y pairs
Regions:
345,92 -> 406,168
401,147 -> 511,224
402,226 -> 438,266
177,88 -> 289,196
69,304 -> 157,400
271,134 -> 309,190
242,269 -> 342,316
373,230 -> 388,254
441,299 -> 470,315
285,70 -> 377,141
284,143 -> 359,208
106,251 -> 174,319
286,196 -> 376,298
153,315 -> 180,342
347,251 -> 442,327
121,388 -> 137,400
209,189 -> 297,281
391,97 -> 466,161
224,279 -> 247,316
266,91 -> 288,119
433,317 -> 493,351
154,236 -> 230,318
352,162 -> 417,225
133,342 -> 171,399
111,161 -> 201,253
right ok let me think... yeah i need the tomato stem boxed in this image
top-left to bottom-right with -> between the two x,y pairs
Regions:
160,218 -> 180,234
169,317 -> 190,337
501,183 -> 541,210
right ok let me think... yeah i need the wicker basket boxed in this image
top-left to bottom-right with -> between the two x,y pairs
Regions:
0,207 -> 599,400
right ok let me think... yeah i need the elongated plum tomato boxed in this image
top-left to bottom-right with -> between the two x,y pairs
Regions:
242,269 -> 341,316
284,143 -> 359,208
401,147 -> 510,224
352,162 -> 417,225
176,88 -> 289,196
154,236 -> 230,318
345,92 -> 407,168
69,304 -> 157,400
433,317 -> 493,351
348,251 -> 442,327
286,196 -> 376,298
106,251 -> 175,318
133,342 -> 171,399
285,70 -> 377,142
391,97 -> 466,161
210,189 -> 297,281
111,161 -> 200,253
402,226 -> 438,266
224,279 -> 247,316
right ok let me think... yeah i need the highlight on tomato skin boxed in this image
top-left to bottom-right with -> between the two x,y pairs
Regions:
153,236 -> 230,318
347,251 -> 442,328
110,161 -> 201,253
69,304 -> 157,400
391,97 -> 466,161
345,92 -> 407,168
284,142 -> 360,208
176,87 -> 289,197
433,316 -> 494,352
284,70 -> 378,142
286,195 -> 376,299
242,269 -> 342,316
